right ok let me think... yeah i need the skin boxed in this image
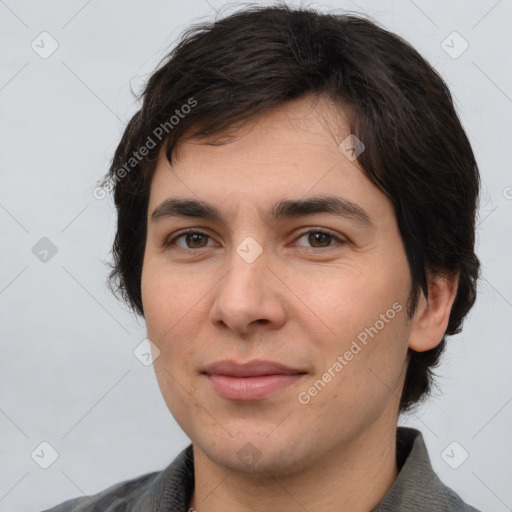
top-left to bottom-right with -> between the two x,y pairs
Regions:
141,94 -> 458,512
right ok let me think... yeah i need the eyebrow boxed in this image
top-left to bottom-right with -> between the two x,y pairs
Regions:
150,195 -> 374,228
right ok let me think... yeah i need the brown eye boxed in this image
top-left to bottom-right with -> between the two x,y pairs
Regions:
165,230 -> 214,250
183,233 -> 209,248
295,229 -> 345,249
307,232 -> 332,247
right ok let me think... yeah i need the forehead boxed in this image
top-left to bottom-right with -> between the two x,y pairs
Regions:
147,96 -> 393,226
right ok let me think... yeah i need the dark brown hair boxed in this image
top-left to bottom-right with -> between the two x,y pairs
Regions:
101,3 -> 481,413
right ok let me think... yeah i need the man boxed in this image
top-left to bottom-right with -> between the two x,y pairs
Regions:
44,3 -> 481,511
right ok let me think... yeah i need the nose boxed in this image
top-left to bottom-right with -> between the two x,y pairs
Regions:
209,244 -> 287,335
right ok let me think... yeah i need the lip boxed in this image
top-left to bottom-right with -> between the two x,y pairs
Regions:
202,359 -> 307,401
202,359 -> 305,377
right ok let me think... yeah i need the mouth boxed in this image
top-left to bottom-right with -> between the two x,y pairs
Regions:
201,359 -> 307,401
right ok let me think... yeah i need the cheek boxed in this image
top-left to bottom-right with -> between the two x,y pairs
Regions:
291,261 -> 409,394
288,260 -> 405,340
141,258 -> 206,380
141,258 -> 194,338
142,263 -> 199,424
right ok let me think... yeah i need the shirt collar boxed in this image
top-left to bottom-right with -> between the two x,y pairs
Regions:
138,427 -> 472,511
372,427 -> 478,511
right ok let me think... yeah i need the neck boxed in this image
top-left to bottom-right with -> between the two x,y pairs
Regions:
189,419 -> 399,512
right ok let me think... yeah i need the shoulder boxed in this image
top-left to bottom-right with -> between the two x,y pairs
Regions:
40,444 -> 195,512
374,427 -> 482,512
41,470 -> 161,512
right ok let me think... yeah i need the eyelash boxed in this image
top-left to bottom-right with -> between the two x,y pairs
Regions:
164,227 -> 346,252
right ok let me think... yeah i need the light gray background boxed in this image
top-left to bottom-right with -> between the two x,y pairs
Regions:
1,0 -> 511,511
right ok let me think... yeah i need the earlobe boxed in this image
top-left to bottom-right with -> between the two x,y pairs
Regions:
408,272 -> 459,352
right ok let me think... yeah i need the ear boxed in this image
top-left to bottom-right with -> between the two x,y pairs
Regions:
408,272 -> 459,352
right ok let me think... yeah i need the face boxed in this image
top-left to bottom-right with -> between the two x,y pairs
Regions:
141,95 -> 416,476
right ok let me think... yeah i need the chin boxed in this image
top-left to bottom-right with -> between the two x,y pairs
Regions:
196,431 -> 311,477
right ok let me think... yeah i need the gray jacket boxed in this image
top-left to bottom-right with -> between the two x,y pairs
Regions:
42,427 -> 481,511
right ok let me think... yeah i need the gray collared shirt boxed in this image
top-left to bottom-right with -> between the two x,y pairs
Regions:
42,427 -> 481,511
